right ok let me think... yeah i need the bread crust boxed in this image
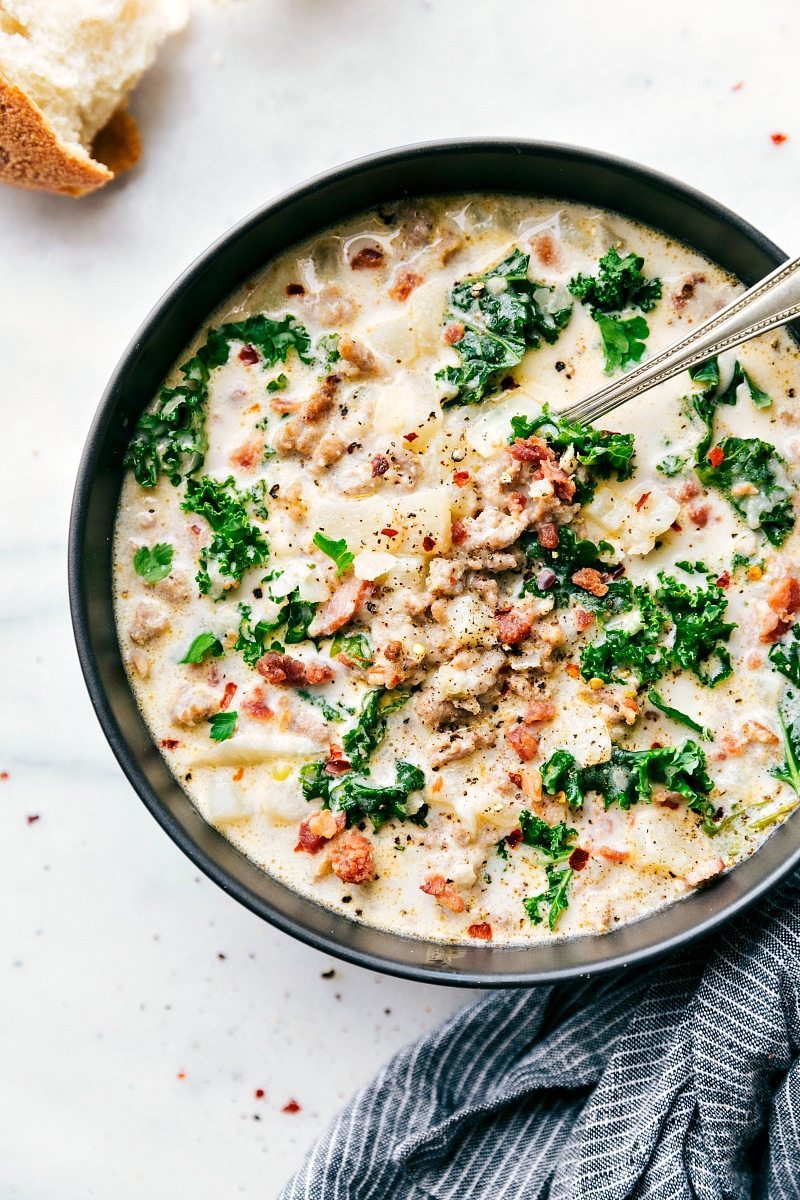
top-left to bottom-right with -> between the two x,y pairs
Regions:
0,70 -> 141,196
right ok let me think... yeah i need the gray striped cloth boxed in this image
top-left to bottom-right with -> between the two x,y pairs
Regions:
280,876 -> 800,1199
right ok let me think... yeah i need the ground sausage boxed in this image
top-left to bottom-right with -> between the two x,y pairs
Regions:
256,652 -> 334,686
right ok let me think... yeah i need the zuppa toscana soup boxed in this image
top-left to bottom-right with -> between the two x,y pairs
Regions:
114,195 -> 800,944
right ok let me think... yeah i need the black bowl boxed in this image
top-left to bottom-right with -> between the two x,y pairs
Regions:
69,139 -> 800,986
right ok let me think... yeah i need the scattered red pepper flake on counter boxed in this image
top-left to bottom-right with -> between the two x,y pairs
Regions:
220,681 -> 238,710
177,1072 -> 186,1080
771,132 -> 789,145
26,814 -> 40,825
708,446 -> 725,467
282,1099 -> 301,1113
731,80 -> 744,91
1,771 -> 9,780
381,527 -> 399,538
255,1088 -> 265,1100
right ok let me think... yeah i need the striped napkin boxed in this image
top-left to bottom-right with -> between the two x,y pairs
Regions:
280,874 -> 800,1198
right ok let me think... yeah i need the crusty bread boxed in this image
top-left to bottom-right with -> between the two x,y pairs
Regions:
0,0 -> 188,196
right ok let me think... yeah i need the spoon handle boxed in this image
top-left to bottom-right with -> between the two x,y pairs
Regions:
563,252 -> 800,426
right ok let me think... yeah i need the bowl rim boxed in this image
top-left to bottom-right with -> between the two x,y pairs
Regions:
69,137 -> 800,987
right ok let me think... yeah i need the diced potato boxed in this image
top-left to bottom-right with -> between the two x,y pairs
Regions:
307,493 -> 394,552
270,559 -> 330,602
370,376 -> 443,450
309,487 -> 453,556
583,480 -> 680,556
205,774 -> 258,824
627,806 -> 705,875
360,316 -> 418,363
352,550 -> 397,581
445,594 -> 495,647
404,279 -> 451,355
393,487 -> 453,554
192,731 -> 323,767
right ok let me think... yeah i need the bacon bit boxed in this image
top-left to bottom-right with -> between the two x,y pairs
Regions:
506,723 -> 540,762
219,681 -> 238,710
452,470 -> 470,487
768,576 -> 800,615
568,847 -> 590,871
422,535 -> 436,552
688,503 -> 710,529
311,577 -> 372,637
286,282 -> 305,296
742,720 -> 780,746
255,1088 -> 266,1099
241,689 -> 274,720
389,270 -> 424,302
420,874 -> 466,913
403,431 -> 419,443
451,519 -> 468,545
531,230 -> 559,268
571,567 -> 608,598
771,132 -> 789,145
444,322 -> 465,345
350,246 -> 384,270
230,437 -> 263,469
506,826 -> 523,847
330,830 -> 375,883
671,521 -> 682,533
256,653 -> 334,687
635,491 -> 651,512
565,663 -> 580,679
238,344 -> 259,365
282,1099 -> 302,1113
494,607 -> 533,646
536,567 -> 557,591
295,809 -> 346,854
161,738 -> 180,750
537,522 -> 559,549
26,814 -> 40,825
716,571 -> 731,589
508,774 -> 523,790
747,652 -> 764,669
0,771 -> 9,780
658,797 -> 681,810
708,446 -> 725,467
323,757 -> 352,777
189,523 -> 202,536
467,922 -> 493,941
371,454 -> 390,477
507,491 -> 527,515
509,435 -> 551,464
523,700 -> 556,724
381,527 -> 399,538
383,641 -> 402,662
575,607 -> 595,632
597,845 -> 629,863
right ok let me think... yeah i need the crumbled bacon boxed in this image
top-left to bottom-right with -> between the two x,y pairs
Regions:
574,607 -> 595,632
444,322 -> 465,345
161,738 -> 180,750
571,567 -> 608,597
371,454 -> 390,477
523,699 -> 556,724
716,571 -> 731,589
219,681 -> 238,710
569,847 -> 590,871
451,519 -> 467,545
309,577 -> 372,637
688,503 -> 710,528
537,522 -> 559,549
467,922 -> 493,941
506,723 -> 540,762
238,344 -> 259,364
422,535 -> 436,552
420,875 -> 465,913
230,437 -> 263,469
494,607 -> 533,646
241,688 -> 274,720
350,245 -> 384,270
295,809 -> 346,855
256,652 -> 334,687
330,831 -> 375,883
597,845 -> 629,863
761,575 -> 800,642
389,270 -> 424,301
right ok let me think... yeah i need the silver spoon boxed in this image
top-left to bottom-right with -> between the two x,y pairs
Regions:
562,253 -> 800,426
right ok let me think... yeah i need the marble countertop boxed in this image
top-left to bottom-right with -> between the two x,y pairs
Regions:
2,1 -> 799,1195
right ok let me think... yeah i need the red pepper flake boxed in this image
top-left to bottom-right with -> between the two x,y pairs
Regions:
467,922 -> 493,941
422,535 -> 436,552
453,470 -> 470,487
569,847 -> 590,871
26,814 -> 40,825
232,767 -> 245,782
671,521 -> 683,533
451,519 -> 467,545
177,1072 -> 186,1080
286,282 -> 305,296
161,738 -> 180,750
1,771 -> 9,780
403,431 -> 419,443
190,523 -> 202,536
381,527 -> 399,538
771,132 -> 789,145
506,825 -> 523,846
219,681 -> 238,711
238,344 -> 259,365
282,1099 -> 301,1113
565,663 -> 580,679
255,1088 -> 265,1099
635,491 -> 651,512
731,80 -> 745,91
716,571 -> 731,589
708,446 -> 725,467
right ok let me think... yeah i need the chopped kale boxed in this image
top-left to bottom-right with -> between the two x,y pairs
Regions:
125,313 -> 311,488
524,865 -> 574,930
768,628 -> 800,794
234,592 -> 317,665
769,625 -> 800,688
299,759 -> 426,831
313,531 -> 355,575
656,453 -> 688,477
510,405 -> 635,502
521,526 -> 626,609
436,248 -> 572,405
330,629 -> 374,666
316,332 -> 341,367
579,583 -> 666,684
297,689 -> 353,722
208,711 -> 237,742
540,740 -> 718,833
595,314 -> 650,375
343,688 -> 412,769
267,373 -> 289,393
696,436 -> 795,547
646,689 -> 712,741
133,542 -> 173,584
519,810 -> 577,860
180,631 -> 224,664
181,476 -> 270,597
568,247 -> 662,315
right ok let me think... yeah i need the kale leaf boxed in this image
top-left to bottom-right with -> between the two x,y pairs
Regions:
180,631 -> 224,664
568,247 -> 662,315
297,689 -> 353,722
769,625 -> 800,688
330,629 -> 374,667
579,583 -> 666,684
343,688 -> 412,769
510,405 -> 635,502
595,314 -> 651,375
437,248 -> 572,406
520,526 -> 627,609
768,627 -> 800,794
125,314 -> 311,488
234,592 -> 317,665
133,542 -> 174,584
524,865 -> 574,930
519,810 -> 577,860
696,436 -> 795,547
646,688 -> 712,741
208,711 -> 237,742
181,476 -> 270,597
540,740 -> 718,833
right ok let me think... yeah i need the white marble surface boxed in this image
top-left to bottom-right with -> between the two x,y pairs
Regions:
1,1 -> 799,1195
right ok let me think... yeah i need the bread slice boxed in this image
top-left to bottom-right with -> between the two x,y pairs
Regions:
0,0 -> 188,196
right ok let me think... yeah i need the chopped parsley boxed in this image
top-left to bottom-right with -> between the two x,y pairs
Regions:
313,532 -> 355,575
297,690 -> 353,722
436,248 -> 572,405
568,248 -> 662,374
646,689 -> 712,741
125,313 -> 311,488
181,476 -> 270,597
133,542 -> 173,584
208,711 -> 237,742
541,739 -> 718,834
510,405 -> 635,502
180,632 -> 224,664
